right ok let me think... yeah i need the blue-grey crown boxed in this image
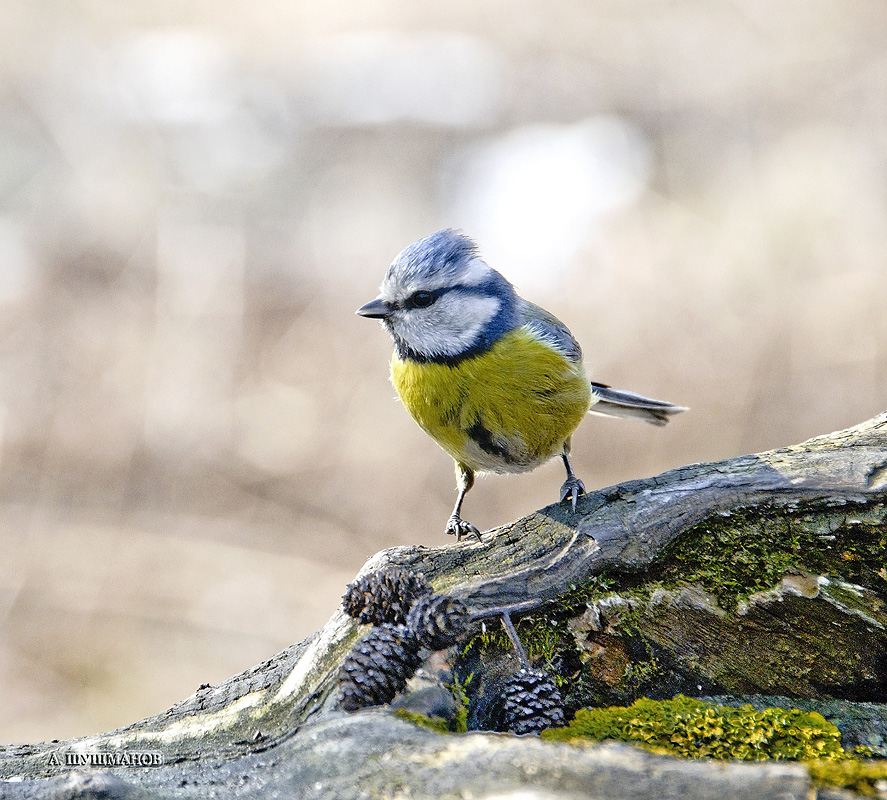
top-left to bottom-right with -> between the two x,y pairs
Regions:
386,229 -> 479,285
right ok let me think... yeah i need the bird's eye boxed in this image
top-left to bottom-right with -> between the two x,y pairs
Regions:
409,291 -> 435,309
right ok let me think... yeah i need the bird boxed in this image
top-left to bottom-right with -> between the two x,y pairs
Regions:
356,229 -> 686,541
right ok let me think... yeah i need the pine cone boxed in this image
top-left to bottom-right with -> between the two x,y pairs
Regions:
502,669 -> 565,735
407,593 -> 470,650
342,567 -> 432,626
338,624 -> 422,711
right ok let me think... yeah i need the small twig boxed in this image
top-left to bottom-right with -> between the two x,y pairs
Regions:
468,599 -> 543,621
500,612 -> 529,670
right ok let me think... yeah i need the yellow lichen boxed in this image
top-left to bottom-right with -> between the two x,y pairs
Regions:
807,757 -> 887,797
541,695 -> 846,761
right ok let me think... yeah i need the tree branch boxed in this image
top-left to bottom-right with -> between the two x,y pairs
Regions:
1,413 -> 885,799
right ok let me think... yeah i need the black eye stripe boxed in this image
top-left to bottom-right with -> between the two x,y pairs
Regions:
402,287 -> 446,310
401,282 -> 491,311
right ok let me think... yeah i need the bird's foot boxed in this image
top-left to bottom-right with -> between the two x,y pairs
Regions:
446,514 -> 482,542
559,476 -> 586,510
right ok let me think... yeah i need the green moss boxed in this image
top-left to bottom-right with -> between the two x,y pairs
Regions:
392,675 -> 475,735
458,503 -> 887,723
542,695 -> 846,761
648,502 -> 887,610
393,708 -> 450,734
557,576 -> 618,616
621,657 -> 662,691
448,673 -> 472,734
463,614 -> 572,668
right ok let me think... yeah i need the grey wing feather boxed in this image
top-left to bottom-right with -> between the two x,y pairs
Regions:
591,383 -> 688,426
517,299 -> 583,362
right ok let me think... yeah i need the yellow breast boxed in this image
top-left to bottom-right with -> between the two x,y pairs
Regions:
390,327 -> 592,473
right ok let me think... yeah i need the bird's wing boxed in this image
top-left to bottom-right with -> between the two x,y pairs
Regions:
517,299 -> 583,362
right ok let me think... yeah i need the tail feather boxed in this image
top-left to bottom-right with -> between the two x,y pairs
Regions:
590,382 -> 688,427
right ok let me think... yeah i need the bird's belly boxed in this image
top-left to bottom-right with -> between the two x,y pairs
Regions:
390,329 -> 592,474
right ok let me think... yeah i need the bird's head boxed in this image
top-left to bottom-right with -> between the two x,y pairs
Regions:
356,230 -> 519,363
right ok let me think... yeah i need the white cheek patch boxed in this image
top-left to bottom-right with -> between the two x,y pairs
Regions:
394,293 -> 502,358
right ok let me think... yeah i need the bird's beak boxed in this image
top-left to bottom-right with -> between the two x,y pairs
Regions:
355,298 -> 392,319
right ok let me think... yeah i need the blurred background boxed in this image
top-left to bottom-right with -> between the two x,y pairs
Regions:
0,0 -> 885,744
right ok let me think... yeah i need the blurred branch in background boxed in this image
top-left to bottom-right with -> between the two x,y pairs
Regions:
0,0 -> 884,743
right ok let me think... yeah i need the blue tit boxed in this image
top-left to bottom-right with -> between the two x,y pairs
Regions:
357,229 -> 686,541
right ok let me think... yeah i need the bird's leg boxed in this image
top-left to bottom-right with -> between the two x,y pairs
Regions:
446,462 -> 482,542
558,441 -> 585,510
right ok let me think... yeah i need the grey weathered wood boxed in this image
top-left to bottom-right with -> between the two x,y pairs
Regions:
0,413 -> 885,798
5,713 -> 821,800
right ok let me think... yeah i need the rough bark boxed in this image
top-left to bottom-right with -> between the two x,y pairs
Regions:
1,413 -> 885,799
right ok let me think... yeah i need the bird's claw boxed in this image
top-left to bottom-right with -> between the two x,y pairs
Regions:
559,477 -> 586,510
446,514 -> 482,542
